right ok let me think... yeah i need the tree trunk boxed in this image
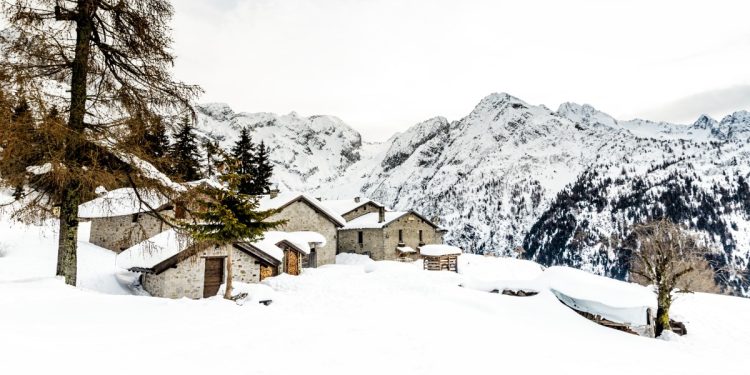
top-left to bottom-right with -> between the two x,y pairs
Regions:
224,247 -> 233,299
54,1 -> 97,286
655,289 -> 672,337
56,187 -> 80,286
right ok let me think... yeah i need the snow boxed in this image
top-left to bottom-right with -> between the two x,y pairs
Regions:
116,229 -> 193,270
419,244 -> 462,256
257,192 -> 346,226
249,230 -> 325,260
118,229 -> 325,269
342,211 -> 407,229
1,193 -> 749,374
396,245 -> 416,253
78,188 -> 169,218
319,197 -> 383,216
25,162 -> 53,175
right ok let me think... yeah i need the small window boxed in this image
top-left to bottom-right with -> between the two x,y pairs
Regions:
398,229 -> 403,242
131,213 -> 139,223
419,230 -> 423,242
358,231 -> 363,244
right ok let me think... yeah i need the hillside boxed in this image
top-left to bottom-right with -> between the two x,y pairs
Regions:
196,94 -> 750,295
0,208 -> 748,374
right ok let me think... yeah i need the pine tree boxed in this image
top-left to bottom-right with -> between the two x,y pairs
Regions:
169,116 -> 202,182
231,127 -> 256,194
184,165 -> 282,299
253,141 -> 274,194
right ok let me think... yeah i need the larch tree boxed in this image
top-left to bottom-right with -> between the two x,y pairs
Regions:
0,0 -> 201,285
184,164 -> 281,299
627,219 -> 718,337
169,115 -> 202,182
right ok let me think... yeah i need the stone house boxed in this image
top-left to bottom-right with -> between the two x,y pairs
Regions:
78,188 -> 176,253
320,197 -> 386,222
258,192 -> 346,267
337,206 -> 446,261
118,229 -> 323,299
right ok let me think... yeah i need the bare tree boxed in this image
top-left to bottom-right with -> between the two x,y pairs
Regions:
0,0 -> 201,285
627,219 -> 718,336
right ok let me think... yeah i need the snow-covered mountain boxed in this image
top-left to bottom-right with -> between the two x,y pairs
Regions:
195,103 -> 362,191
196,94 -> 750,295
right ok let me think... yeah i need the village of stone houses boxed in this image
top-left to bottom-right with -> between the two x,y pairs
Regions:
1,1 -> 749,375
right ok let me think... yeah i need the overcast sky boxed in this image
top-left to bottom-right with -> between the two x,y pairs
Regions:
171,0 -> 750,141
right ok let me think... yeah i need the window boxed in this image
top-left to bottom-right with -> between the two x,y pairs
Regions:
131,213 -> 139,223
358,231 -> 363,244
398,229 -> 403,242
419,230 -> 423,242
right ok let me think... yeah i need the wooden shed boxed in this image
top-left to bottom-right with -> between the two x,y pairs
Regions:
419,244 -> 462,272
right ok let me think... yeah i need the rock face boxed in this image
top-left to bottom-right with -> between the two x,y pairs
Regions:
196,94 -> 750,295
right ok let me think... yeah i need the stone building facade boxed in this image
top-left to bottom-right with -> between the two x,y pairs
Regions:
87,209 -> 174,253
263,197 -> 343,267
142,244 -> 259,299
338,211 -> 445,261
340,201 -> 384,222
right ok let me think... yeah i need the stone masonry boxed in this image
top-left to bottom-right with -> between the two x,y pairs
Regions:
142,244 -> 260,299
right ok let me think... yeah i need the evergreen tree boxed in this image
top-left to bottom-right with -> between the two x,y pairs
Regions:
231,127 -> 256,194
253,141 -> 274,194
203,139 -> 221,178
144,118 -> 170,159
169,116 -> 202,182
184,166 -> 282,299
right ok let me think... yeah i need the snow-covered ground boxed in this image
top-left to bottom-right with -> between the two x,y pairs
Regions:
0,213 -> 747,374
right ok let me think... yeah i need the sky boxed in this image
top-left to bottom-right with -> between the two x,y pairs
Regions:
170,0 -> 750,141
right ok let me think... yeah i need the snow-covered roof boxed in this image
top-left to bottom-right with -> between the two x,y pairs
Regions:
257,192 -> 346,226
419,244 -> 462,256
341,211 -> 408,229
247,231 -> 326,261
78,188 -> 170,219
116,229 -> 193,270
319,197 -> 384,216
118,229 -> 326,271
542,267 -> 655,326
396,246 -> 416,253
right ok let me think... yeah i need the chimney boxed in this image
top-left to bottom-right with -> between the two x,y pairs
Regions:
354,196 -> 361,203
378,206 -> 385,223
269,188 -> 279,199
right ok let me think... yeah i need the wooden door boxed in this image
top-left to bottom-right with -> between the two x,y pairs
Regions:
203,258 -> 224,298
285,250 -> 300,276
259,264 -> 275,281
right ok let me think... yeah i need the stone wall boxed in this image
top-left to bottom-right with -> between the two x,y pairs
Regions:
383,213 -> 443,260
338,228 -> 385,259
342,202 -> 382,221
87,209 -> 174,253
338,213 -> 444,261
143,244 -> 261,299
267,200 -> 339,266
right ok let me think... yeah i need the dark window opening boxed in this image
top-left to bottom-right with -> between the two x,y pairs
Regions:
398,229 -> 403,242
358,231 -> 363,244
131,213 -> 139,223
419,230 -> 423,242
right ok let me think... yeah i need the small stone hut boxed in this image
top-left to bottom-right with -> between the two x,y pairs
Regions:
419,244 -> 462,272
118,230 -> 323,299
78,188 -> 174,253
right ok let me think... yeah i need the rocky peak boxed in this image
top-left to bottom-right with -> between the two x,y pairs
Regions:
692,114 -> 718,130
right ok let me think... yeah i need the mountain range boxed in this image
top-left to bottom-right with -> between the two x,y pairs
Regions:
195,93 -> 750,295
